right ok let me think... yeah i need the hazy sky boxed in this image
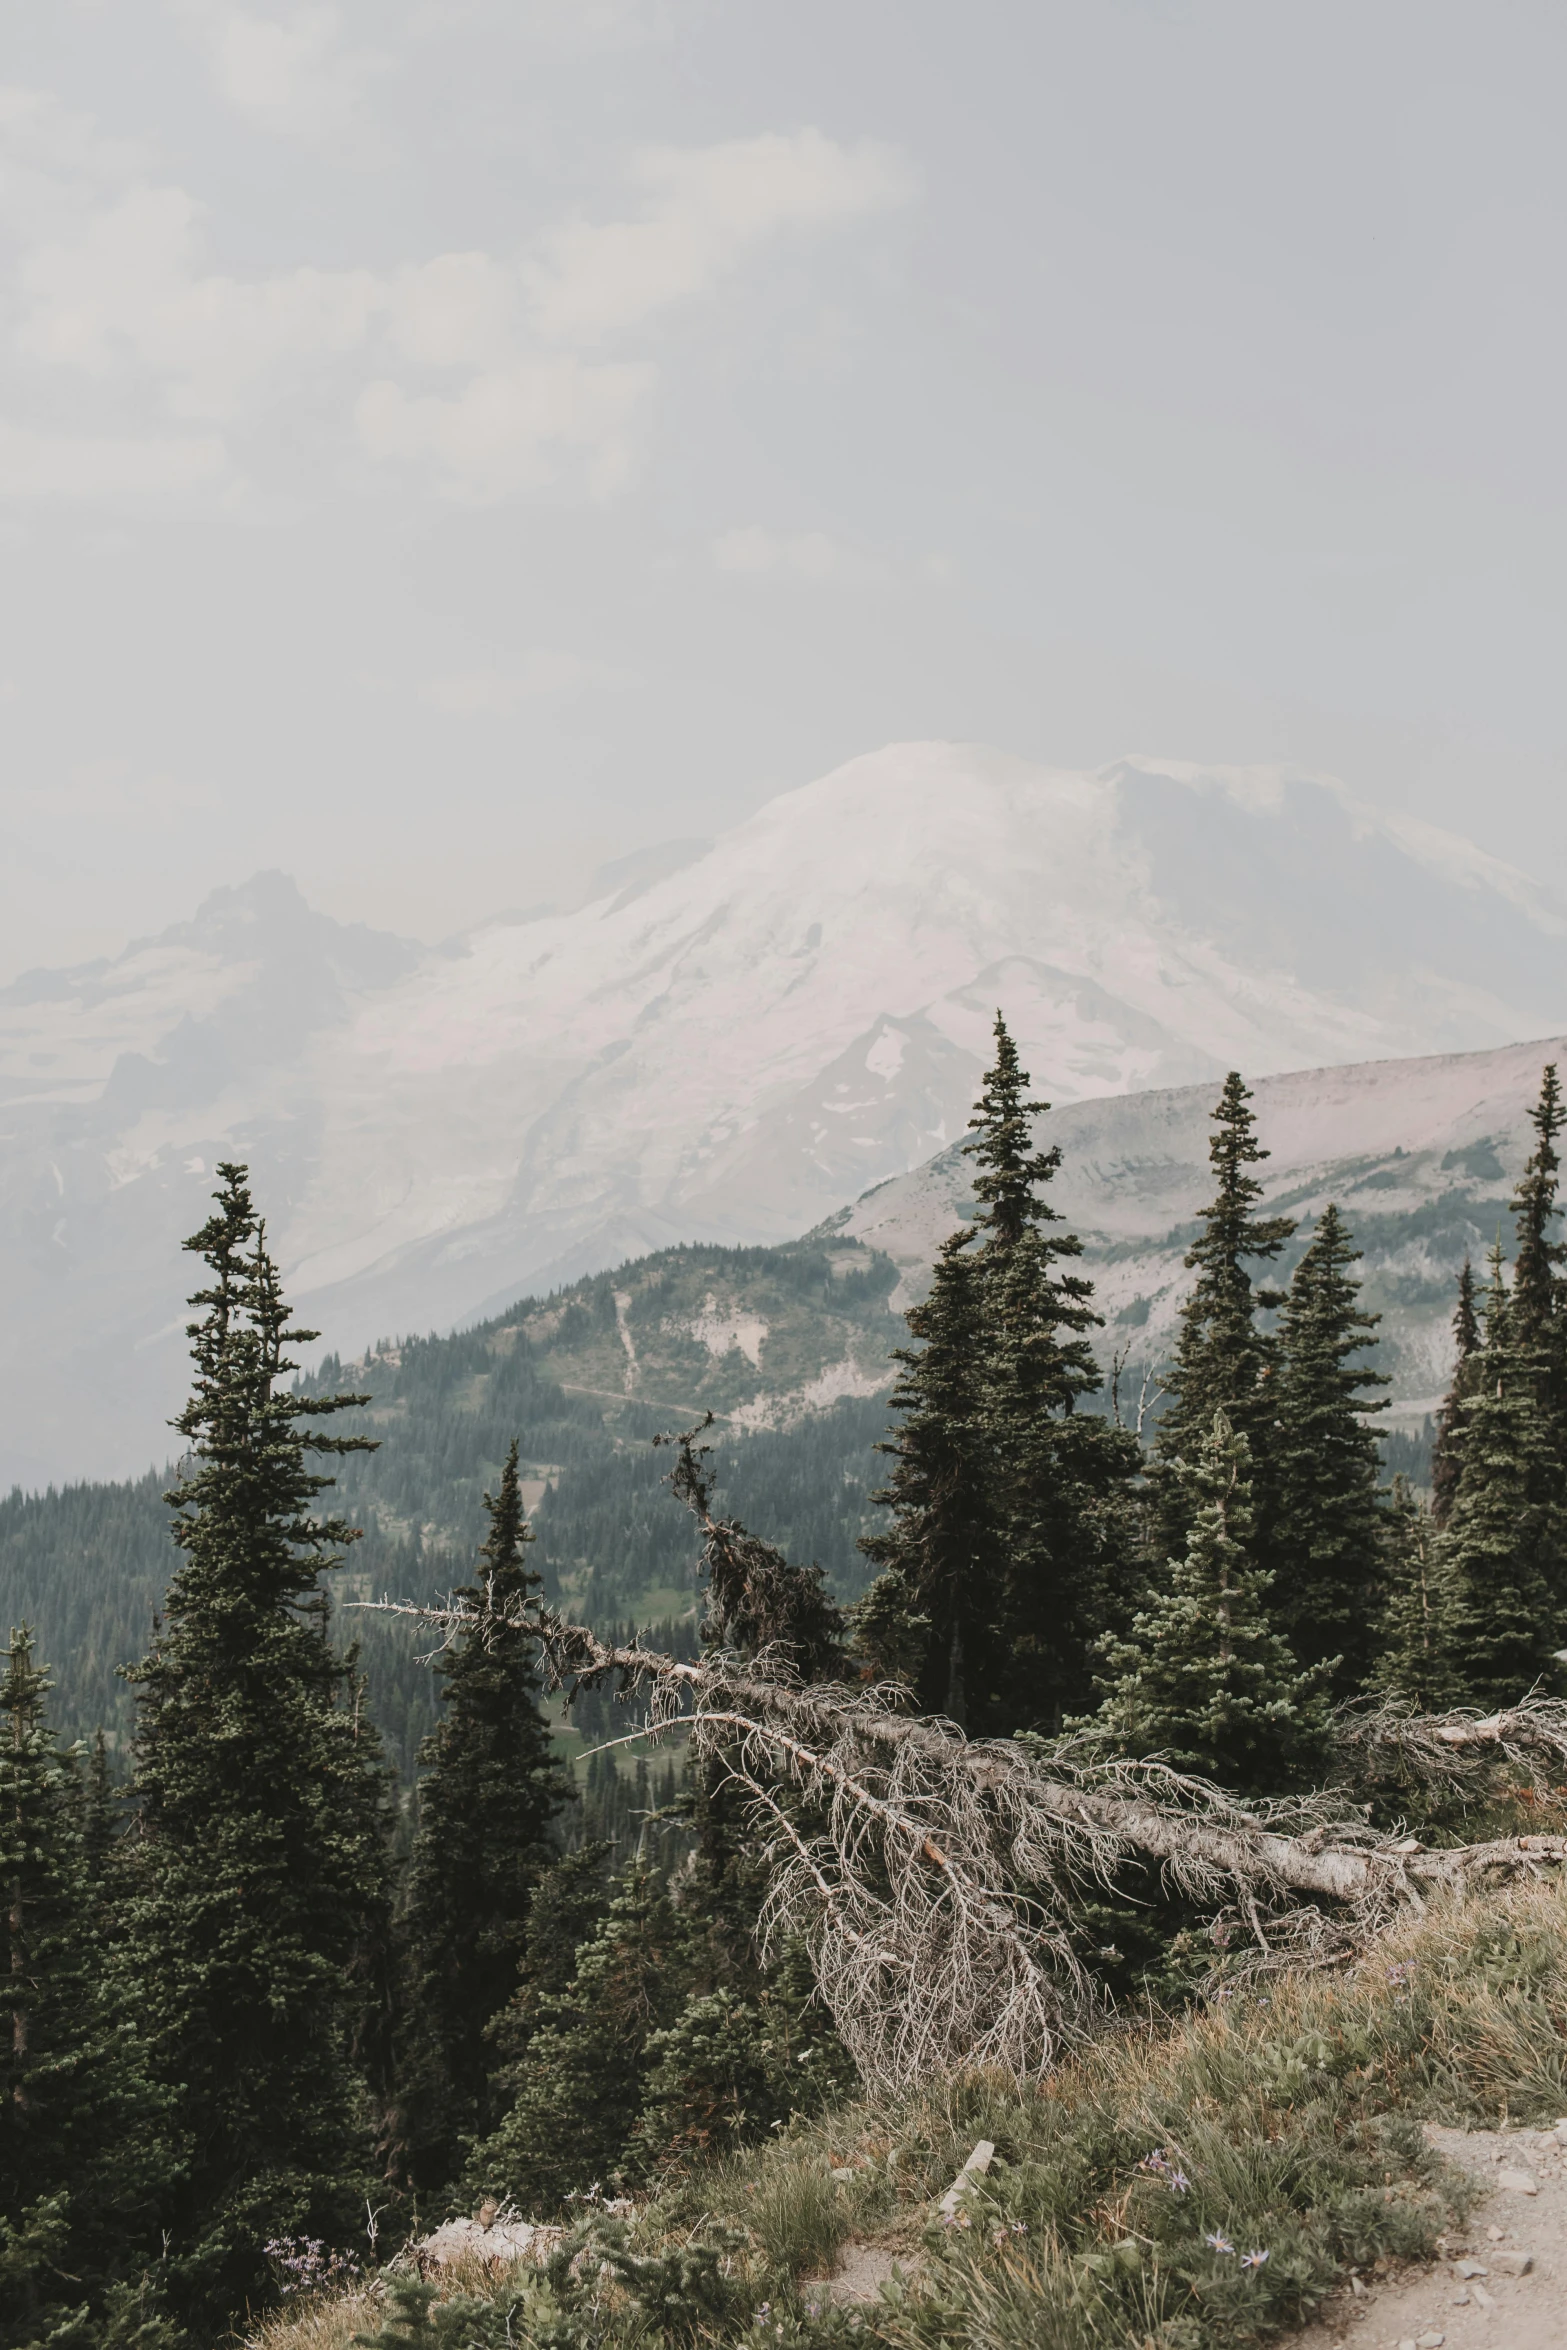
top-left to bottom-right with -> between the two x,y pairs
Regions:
3,0 -> 1566,977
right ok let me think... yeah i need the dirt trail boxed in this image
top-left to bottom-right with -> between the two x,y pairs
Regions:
1293,2124 -> 1567,2350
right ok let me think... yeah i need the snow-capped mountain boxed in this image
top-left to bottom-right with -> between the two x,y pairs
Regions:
4,741 -> 1565,1485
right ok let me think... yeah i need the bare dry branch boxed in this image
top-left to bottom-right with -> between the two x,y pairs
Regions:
352,1589 -> 1567,2092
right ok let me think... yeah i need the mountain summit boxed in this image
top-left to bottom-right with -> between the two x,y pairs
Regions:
3,741 -> 1564,1483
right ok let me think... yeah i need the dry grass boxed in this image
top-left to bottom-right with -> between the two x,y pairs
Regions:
239,2277 -> 385,2350
255,1876 -> 1567,2350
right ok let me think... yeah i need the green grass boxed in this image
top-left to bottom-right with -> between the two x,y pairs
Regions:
248,1877 -> 1567,2350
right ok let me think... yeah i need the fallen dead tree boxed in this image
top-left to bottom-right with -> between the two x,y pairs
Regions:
360,1588 -> 1567,2094
1331,1695 -> 1567,1796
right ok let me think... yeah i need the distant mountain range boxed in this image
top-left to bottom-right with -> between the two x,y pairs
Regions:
4,739 -> 1565,1486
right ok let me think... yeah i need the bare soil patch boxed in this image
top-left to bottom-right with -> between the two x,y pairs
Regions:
1294,2123 -> 1567,2350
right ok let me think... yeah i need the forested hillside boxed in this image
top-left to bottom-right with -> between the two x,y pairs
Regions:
0,1220 -> 1438,1768
0,1236 -> 901,1766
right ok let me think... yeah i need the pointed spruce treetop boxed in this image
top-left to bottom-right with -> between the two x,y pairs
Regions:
1510,1062 -> 1566,1348
159,1160 -> 374,1623
966,1009 -> 1105,1409
1153,1073 -> 1296,1548
966,1011 -> 1061,1250
1431,1256 -> 1482,1528
1266,1203 -> 1389,1691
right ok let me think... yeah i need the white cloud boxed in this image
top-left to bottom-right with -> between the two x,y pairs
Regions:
0,100 -> 909,508
355,358 -> 651,502
524,129 -> 913,344
419,649 -> 641,715
384,252 -> 517,370
711,526 -> 844,578
18,186 -> 383,420
170,3 -> 381,143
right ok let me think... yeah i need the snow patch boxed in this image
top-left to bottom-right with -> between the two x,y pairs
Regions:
685,1292 -> 767,1366
865,1025 -> 906,1080
729,1356 -> 890,1431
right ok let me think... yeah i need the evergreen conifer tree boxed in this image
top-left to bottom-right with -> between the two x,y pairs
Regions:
1367,1478 -> 1464,1712
1095,1413 -> 1331,1794
464,1863 -> 693,2210
855,1229 -> 997,1722
966,1017 -> 1140,1729
1,1630 -> 176,2349
120,1165 -> 394,2332
857,1016 -> 1133,1732
1266,1205 -> 1389,1691
1151,1074 -> 1295,1556
1430,1259 -> 1482,1528
1509,1063 -> 1566,1375
78,1727 -> 119,1908
1505,1063 -> 1567,1595
398,1441 -> 571,2195
1442,1245 -> 1562,1706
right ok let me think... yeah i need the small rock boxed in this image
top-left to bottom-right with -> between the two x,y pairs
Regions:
1350,2274 -> 1368,2297
1454,2259 -> 1488,2278
1492,2248 -> 1533,2274
419,2215 -> 552,2270
937,2139 -> 995,2220
1497,2167 -> 1539,2194
1485,2225 -> 1504,2240
1415,2335 -> 1445,2348
1471,2283 -> 1496,2312
1450,2292 -> 1470,2306
1397,2336 -> 1417,2349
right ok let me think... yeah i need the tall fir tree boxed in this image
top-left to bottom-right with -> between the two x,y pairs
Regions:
854,1228 -> 999,1723
1441,1244 -> 1563,1706
1151,1073 -> 1295,1557
119,1165 -> 394,2333
966,1016 -> 1140,1730
1505,1063 -> 1567,1596
1095,1412 -> 1331,1795
398,1441 -> 572,2196
1509,1063 -> 1566,1377
1430,1258 -> 1482,1529
1266,1205 -> 1389,1692
78,1727 -> 120,1909
857,1016 -> 1133,1733
1,1630 -> 176,2350
1367,1478 -> 1464,1713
